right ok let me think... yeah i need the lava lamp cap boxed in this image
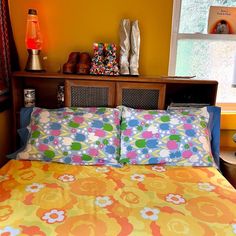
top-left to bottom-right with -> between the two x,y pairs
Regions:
28,9 -> 37,15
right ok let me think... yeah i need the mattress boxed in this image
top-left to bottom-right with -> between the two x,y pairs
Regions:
0,160 -> 236,236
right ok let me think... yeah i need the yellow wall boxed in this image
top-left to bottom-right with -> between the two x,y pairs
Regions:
8,0 -> 235,149
9,0 -> 173,75
0,110 -> 11,166
221,113 -> 236,148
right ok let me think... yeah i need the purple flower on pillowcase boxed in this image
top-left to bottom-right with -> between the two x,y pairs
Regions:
105,145 -> 115,154
75,133 -> 86,141
128,119 -> 139,127
160,123 -> 170,131
50,123 -> 61,130
97,159 -> 105,165
185,129 -> 196,137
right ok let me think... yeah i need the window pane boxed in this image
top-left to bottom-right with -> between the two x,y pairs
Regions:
179,0 -> 236,33
175,39 -> 236,103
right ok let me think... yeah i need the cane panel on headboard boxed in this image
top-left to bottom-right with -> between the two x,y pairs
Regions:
65,80 -> 166,110
65,80 -> 115,107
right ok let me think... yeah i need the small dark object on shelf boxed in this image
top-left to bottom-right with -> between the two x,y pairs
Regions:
57,84 -> 64,107
76,52 -> 91,74
63,52 -> 80,74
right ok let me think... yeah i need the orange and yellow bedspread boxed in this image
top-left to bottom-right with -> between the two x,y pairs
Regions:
0,159 -> 236,236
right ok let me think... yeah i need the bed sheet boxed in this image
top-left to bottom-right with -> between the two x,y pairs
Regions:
0,160 -> 236,236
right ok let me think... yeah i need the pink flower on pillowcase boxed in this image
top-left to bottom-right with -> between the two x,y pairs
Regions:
182,150 -> 193,158
114,110 -> 120,116
123,129 -> 132,136
155,133 -> 160,138
127,151 -> 137,159
142,131 -> 153,139
31,124 -> 38,131
95,130 -> 106,137
88,128 -> 93,132
145,154 -> 151,159
51,130 -> 61,136
144,114 -> 153,120
53,139 -> 59,145
99,144 -> 104,149
71,128 -> 77,133
89,148 -> 99,157
167,140 -> 178,150
33,108 -> 42,115
39,144 -> 49,151
113,138 -> 120,146
114,118 -> 120,125
184,124 -> 193,130
74,116 -> 84,124
72,156 -> 82,163
89,107 -> 97,112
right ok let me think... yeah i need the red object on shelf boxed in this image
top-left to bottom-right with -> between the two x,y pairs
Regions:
25,9 -> 42,50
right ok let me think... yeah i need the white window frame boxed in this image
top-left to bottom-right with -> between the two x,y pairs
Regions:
169,0 -> 236,76
168,0 -> 236,110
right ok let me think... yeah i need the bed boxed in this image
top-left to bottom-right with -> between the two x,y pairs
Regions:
1,159 -> 236,235
1,80 -> 236,235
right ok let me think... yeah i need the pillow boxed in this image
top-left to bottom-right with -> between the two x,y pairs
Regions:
207,106 -> 221,167
120,106 -> 213,166
17,107 -> 121,167
7,108 -> 33,159
167,106 -> 221,167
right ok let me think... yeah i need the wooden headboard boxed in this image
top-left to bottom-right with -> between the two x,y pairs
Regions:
11,71 -> 218,149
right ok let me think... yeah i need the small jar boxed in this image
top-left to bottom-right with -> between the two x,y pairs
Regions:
24,88 -> 35,107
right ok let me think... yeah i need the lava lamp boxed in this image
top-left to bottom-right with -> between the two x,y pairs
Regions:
25,9 -> 44,71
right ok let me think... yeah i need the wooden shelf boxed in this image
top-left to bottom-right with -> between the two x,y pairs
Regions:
12,71 -> 218,84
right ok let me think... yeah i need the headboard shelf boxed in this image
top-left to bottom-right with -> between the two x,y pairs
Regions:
12,71 -> 218,84
11,71 -> 218,149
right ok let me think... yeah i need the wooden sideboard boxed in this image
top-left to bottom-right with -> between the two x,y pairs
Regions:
11,71 -> 218,149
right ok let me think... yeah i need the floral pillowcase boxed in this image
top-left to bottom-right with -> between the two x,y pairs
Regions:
17,107 -> 121,167
120,106 -> 213,166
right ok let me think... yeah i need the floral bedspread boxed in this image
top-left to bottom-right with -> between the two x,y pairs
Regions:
0,160 -> 236,236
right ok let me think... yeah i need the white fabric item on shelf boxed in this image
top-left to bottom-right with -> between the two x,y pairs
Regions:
130,20 -> 140,76
119,19 -> 131,75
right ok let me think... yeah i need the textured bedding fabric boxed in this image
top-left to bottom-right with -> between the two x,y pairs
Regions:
0,160 -> 236,236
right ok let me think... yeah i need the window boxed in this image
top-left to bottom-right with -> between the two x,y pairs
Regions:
169,0 -> 236,110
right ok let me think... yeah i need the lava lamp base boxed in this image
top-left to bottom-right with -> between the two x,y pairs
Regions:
25,49 -> 44,72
